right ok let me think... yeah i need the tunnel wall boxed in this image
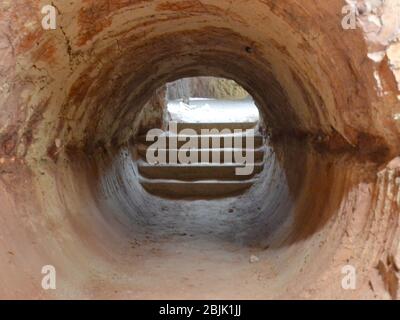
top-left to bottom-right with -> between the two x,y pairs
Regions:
1,0 -> 400,155
0,0 -> 399,299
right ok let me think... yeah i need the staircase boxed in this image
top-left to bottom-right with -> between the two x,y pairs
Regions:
135,121 -> 265,199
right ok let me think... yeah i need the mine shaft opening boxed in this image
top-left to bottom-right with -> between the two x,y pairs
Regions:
122,75 -> 288,251
134,76 -> 268,200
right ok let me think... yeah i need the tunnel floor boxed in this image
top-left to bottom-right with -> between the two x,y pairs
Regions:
77,178 -> 290,299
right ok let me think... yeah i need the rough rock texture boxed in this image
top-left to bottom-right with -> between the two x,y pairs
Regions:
0,0 -> 399,299
134,86 -> 167,135
166,77 -> 250,100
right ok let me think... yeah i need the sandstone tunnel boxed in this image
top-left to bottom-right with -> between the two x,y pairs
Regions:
0,0 -> 400,299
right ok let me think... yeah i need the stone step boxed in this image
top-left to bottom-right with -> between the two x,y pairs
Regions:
139,178 -> 256,199
137,145 -> 266,163
138,161 -> 264,181
137,132 -> 264,149
176,121 -> 258,134
135,126 -> 264,198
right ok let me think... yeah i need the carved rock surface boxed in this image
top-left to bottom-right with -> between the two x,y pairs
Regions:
0,0 -> 399,299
